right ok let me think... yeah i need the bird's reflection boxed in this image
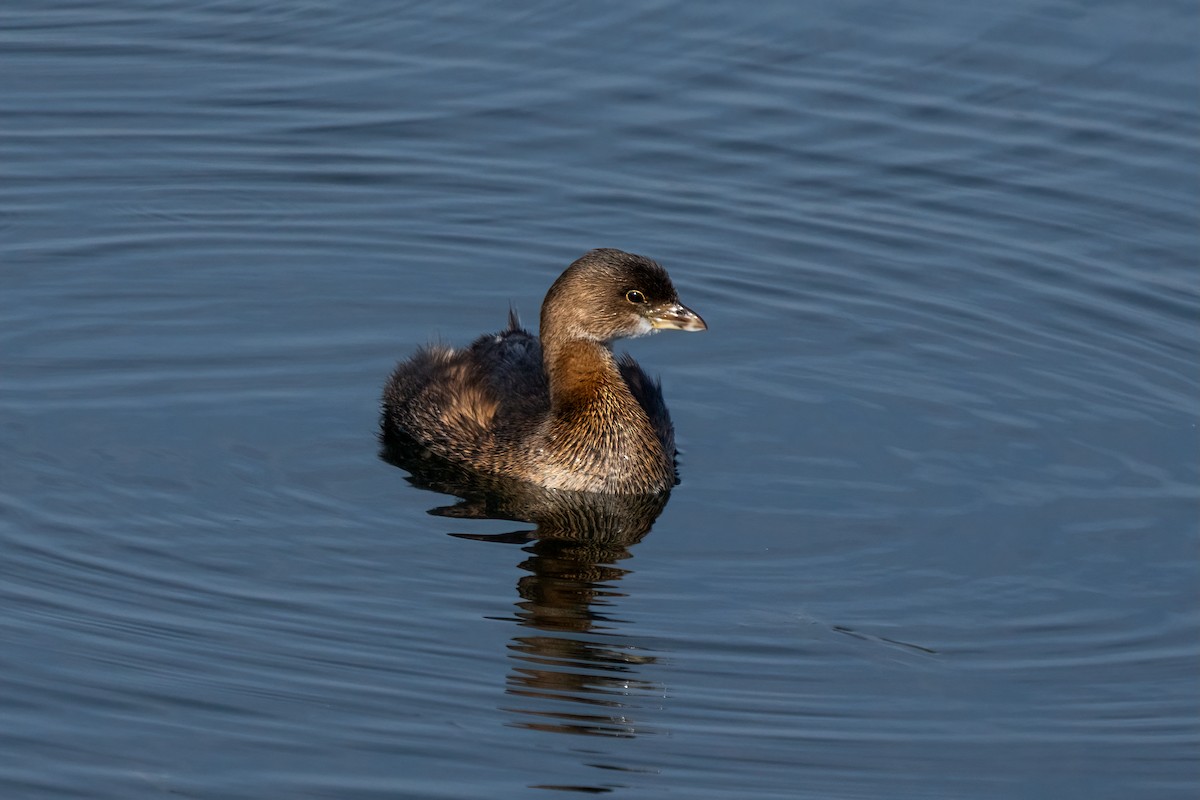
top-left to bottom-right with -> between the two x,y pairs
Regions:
382,432 -> 670,740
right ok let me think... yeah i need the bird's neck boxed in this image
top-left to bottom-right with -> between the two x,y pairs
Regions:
542,338 -> 629,416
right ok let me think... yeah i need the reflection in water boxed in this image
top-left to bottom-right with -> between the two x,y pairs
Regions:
504,535 -> 661,738
382,432 -> 669,742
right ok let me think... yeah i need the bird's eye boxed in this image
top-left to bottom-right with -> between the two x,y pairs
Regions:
625,290 -> 647,304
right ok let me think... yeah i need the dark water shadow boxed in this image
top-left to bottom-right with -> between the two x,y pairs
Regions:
381,432 -> 670,748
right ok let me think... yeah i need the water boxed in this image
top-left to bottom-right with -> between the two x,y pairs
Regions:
2,1 -> 1197,798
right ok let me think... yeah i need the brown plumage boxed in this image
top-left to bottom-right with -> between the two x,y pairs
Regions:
381,249 -> 706,494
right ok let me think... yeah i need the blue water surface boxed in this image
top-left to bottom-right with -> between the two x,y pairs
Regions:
1,1 -> 1197,798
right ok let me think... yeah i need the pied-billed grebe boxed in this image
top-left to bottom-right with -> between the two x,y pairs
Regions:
382,248 -> 706,494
